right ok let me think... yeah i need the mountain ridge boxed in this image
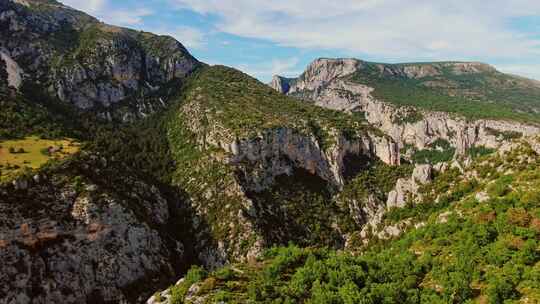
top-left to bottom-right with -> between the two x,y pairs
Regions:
272,57 -> 540,123
2,1 -> 540,303
271,57 -> 540,167
1,0 -> 200,119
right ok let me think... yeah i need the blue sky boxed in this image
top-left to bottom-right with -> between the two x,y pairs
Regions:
63,0 -> 540,82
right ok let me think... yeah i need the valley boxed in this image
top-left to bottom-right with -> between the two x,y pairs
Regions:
0,1 -> 539,303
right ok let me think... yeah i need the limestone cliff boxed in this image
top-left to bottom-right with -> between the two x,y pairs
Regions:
165,66 -> 402,265
0,0 -> 199,118
0,50 -> 23,89
271,58 -> 540,157
0,154 -> 196,303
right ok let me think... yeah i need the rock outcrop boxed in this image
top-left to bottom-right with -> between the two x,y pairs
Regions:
277,58 -> 360,95
0,155 -> 195,303
180,72 -> 400,191
269,75 -> 294,95
225,128 -> 399,191
0,0 -> 199,117
0,50 -> 23,89
387,164 -> 432,208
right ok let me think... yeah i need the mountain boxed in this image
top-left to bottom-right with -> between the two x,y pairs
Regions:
0,0 -> 199,118
0,0 -> 201,302
1,1 -> 540,303
272,58 -> 540,161
272,58 -> 540,122
153,137 -> 540,303
164,65 -> 401,264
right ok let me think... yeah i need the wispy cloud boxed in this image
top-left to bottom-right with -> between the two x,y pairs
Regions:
230,57 -> 302,81
152,26 -> 208,50
101,8 -> 153,26
172,0 -> 540,62
497,64 -> 540,81
62,0 -> 106,14
59,0 -> 540,81
62,0 -> 152,26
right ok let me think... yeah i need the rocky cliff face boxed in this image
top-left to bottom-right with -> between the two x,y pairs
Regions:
0,155 -> 195,303
283,58 -> 360,95
0,53 -> 8,93
175,101 -> 400,265
222,128 -> 398,190
0,0 -> 199,118
271,58 -> 540,156
269,75 -> 294,95
0,50 -> 23,89
163,66 -> 403,266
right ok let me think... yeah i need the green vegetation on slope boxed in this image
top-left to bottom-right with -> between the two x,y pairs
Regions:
163,66 -> 395,256
0,93 -> 75,140
181,65 -> 380,141
245,167 -> 346,248
173,140 -> 540,303
411,139 -> 456,164
86,106 -> 178,184
340,160 -> 414,203
349,62 -> 540,123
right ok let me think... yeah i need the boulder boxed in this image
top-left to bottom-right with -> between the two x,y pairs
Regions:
412,164 -> 432,184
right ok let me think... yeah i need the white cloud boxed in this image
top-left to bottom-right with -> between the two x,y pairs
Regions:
497,64 -> 540,81
230,57 -> 302,81
172,0 -> 540,61
152,26 -> 207,49
100,8 -> 153,26
61,0 -> 152,26
269,57 -> 301,77
61,0 -> 105,14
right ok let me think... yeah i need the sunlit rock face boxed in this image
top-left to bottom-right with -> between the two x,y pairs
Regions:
271,58 -> 540,156
0,0 -> 199,115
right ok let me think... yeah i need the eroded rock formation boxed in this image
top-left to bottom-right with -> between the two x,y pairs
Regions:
271,58 -> 540,155
0,155 -> 194,303
0,0 -> 199,116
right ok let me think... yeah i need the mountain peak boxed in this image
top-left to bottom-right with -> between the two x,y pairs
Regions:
272,58 -> 500,94
1,0 -> 199,112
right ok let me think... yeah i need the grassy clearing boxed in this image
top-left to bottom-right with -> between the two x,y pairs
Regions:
0,136 -> 79,180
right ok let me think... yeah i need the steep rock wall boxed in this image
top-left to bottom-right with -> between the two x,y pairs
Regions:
171,95 -> 400,264
190,120 -> 399,191
0,156 -> 193,303
0,50 -> 23,89
0,0 -> 199,115
272,59 -> 540,155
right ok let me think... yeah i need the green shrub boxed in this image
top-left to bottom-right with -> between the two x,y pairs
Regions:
170,265 -> 207,304
412,147 -> 455,164
487,175 -> 513,198
486,128 -> 523,140
468,146 -> 496,158
214,267 -> 235,281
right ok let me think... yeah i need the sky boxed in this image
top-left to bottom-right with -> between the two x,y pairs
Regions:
62,0 -> 540,82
